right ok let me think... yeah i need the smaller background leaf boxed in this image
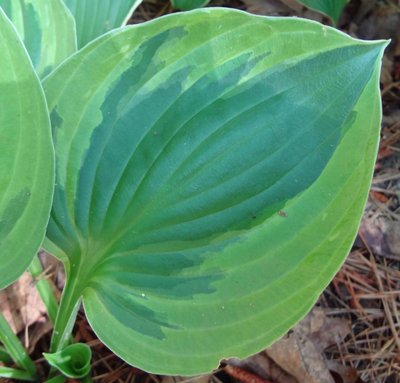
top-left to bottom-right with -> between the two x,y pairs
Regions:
0,8 -> 54,289
171,0 -> 211,11
0,0 -> 76,78
297,0 -> 349,24
63,0 -> 142,48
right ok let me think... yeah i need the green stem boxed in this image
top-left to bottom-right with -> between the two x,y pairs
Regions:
0,312 -> 37,378
0,366 -> 36,381
28,255 -> 58,323
50,269 -> 81,353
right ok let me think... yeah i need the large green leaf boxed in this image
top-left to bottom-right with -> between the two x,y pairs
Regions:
0,0 -> 76,78
0,9 -> 54,289
44,9 -> 386,375
171,0 -> 211,11
63,0 -> 142,48
298,0 -> 349,24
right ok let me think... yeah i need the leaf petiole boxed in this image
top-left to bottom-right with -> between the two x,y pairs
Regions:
28,255 -> 59,324
50,267 -> 82,353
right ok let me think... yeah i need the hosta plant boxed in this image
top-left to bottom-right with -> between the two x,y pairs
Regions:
44,7 -> 386,375
0,4 -> 387,381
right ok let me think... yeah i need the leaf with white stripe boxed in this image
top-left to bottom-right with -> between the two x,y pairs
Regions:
63,0 -> 142,48
44,9 -> 386,375
0,8 -> 54,289
0,0 -> 76,78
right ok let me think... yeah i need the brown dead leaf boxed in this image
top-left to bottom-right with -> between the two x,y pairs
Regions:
0,272 -> 46,339
241,0 -> 324,23
25,320 -> 53,354
161,374 -> 212,383
381,55 -> 395,89
267,333 -> 335,383
299,308 -> 351,353
240,0 -> 293,15
359,204 -> 400,258
277,0 -> 303,13
355,1 -> 400,57
382,109 -> 400,128
325,361 -> 360,383
226,309 -> 352,383
265,308 -> 351,383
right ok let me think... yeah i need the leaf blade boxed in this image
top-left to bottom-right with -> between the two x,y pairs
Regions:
0,8 -> 54,289
44,9 -> 386,375
0,0 -> 76,78
63,0 -> 142,48
0,367 -> 36,381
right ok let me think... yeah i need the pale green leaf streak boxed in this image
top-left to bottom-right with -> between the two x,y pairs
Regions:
0,8 -> 54,289
298,0 -> 349,24
44,8 -> 386,375
0,366 -> 36,381
63,0 -> 142,48
0,0 -> 76,78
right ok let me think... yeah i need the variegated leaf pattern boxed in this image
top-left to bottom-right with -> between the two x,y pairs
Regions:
0,0 -> 76,78
0,9 -> 54,289
44,9 -> 386,375
63,0 -> 142,48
